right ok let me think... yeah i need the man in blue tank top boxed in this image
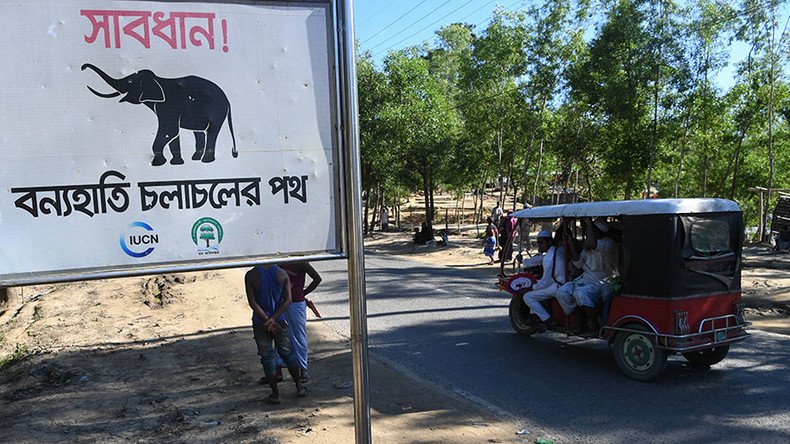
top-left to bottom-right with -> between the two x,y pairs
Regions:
245,264 -> 306,404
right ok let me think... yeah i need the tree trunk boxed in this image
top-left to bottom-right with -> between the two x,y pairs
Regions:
674,84 -> 698,198
478,179 -> 486,224
504,156 -> 515,210
472,188 -> 479,229
522,123 -> 537,207
647,0 -> 665,198
532,138 -> 544,206
429,178 -> 435,230
700,41 -> 712,199
423,175 -> 434,233
702,151 -> 708,198
363,187 -> 370,234
674,141 -> 686,198
370,188 -> 379,233
522,100 -> 545,207
461,192 -> 467,226
497,127 -> 504,204
730,112 -> 753,199
765,17 -> 777,241
512,184 -> 519,209
564,165 -> 573,204
455,199 -> 460,232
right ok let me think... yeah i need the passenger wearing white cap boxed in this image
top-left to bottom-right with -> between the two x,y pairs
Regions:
520,229 -> 552,269
522,229 -> 566,332
556,217 -> 619,332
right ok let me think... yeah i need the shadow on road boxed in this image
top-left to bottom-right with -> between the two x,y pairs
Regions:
367,310 -> 790,443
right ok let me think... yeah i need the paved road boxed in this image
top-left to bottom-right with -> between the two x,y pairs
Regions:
311,252 -> 790,443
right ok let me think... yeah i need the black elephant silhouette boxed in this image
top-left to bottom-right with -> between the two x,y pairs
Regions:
82,63 -> 237,166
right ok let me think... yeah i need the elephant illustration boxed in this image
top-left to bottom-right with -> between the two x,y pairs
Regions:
82,63 -> 237,166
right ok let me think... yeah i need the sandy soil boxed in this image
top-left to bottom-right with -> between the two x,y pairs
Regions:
0,269 -> 537,443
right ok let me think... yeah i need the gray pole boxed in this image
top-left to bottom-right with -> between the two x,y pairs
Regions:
336,1 -> 371,442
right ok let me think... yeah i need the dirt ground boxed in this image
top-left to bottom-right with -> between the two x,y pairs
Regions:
0,269 -> 538,444
1,203 -> 787,443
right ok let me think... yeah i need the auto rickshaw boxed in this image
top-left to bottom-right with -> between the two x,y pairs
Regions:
504,198 -> 750,381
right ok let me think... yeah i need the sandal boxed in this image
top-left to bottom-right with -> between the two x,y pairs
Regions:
265,393 -> 282,404
296,386 -> 308,398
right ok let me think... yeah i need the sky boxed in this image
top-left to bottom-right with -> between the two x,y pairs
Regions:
354,0 -> 520,62
352,0 -> 790,91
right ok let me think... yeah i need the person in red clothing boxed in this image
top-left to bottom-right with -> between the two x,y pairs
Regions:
275,262 -> 322,383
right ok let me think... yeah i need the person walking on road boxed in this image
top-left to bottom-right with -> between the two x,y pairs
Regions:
245,264 -> 307,404
492,201 -> 503,224
276,262 -> 322,383
483,217 -> 499,264
380,206 -> 389,231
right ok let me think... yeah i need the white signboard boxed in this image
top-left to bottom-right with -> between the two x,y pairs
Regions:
0,0 -> 342,285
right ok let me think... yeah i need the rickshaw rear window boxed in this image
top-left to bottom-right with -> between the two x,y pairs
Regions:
690,219 -> 731,255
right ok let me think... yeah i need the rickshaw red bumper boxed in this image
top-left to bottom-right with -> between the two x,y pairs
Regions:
602,292 -> 751,352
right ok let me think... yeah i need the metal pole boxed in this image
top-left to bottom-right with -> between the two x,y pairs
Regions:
757,190 -> 765,242
337,1 -> 371,442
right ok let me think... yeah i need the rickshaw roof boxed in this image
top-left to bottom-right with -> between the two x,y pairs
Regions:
510,198 -> 741,219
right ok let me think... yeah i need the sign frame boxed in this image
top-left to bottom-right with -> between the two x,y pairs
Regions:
0,0 -> 349,287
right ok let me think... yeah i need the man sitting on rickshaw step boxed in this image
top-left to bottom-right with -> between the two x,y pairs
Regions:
522,229 -> 567,332
556,217 -> 620,333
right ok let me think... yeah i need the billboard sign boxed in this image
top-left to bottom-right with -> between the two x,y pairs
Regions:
0,0 -> 343,285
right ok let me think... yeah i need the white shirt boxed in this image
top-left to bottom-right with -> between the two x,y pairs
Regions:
492,206 -> 503,221
572,238 -> 619,285
521,253 -> 544,269
534,245 -> 566,291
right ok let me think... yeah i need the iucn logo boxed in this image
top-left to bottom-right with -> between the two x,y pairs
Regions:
120,221 -> 158,258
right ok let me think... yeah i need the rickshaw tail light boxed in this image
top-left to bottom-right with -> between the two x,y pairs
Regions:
734,302 -> 746,324
674,310 -> 690,335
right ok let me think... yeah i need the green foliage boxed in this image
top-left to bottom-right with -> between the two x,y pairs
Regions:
358,0 -> 790,228
199,226 -> 215,241
0,344 -> 29,371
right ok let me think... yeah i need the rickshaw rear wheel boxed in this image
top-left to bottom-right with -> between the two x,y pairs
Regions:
508,295 -> 538,336
613,323 -> 667,382
682,345 -> 730,367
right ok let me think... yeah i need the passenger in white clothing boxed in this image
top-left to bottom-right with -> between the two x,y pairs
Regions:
522,229 -> 567,332
556,217 -> 619,332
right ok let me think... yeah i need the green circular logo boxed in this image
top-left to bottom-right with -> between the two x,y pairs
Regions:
192,217 -> 223,248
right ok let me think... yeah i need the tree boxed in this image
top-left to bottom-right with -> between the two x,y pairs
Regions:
200,225 -> 215,247
732,0 -> 790,235
521,0 -> 576,205
462,10 -> 529,206
380,50 -> 460,232
569,0 -> 654,199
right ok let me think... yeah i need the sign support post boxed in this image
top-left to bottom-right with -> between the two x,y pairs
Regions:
337,0 -> 372,442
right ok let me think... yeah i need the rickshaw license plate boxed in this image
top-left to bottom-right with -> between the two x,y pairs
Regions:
715,331 -> 727,342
